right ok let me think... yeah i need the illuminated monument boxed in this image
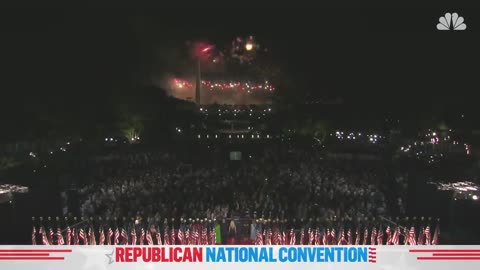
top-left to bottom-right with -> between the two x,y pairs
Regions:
195,59 -> 201,105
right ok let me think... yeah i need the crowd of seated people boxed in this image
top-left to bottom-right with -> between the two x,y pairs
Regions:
73,147 -> 403,228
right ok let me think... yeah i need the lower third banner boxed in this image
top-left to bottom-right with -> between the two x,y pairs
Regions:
0,245 -> 479,270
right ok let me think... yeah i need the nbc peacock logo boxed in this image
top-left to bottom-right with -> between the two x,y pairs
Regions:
437,12 -> 467,30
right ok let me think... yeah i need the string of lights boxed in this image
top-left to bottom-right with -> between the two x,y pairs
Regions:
171,78 -> 275,92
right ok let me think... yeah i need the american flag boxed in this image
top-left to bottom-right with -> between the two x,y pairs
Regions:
370,227 -> 377,245
409,227 -> 417,245
140,228 -> 145,245
66,226 -> 71,245
271,227 -> 277,245
330,228 -> 337,245
266,228 -> 272,245
156,227 -> 162,245
89,227 -> 96,245
278,229 -> 283,245
289,229 -> 296,245
321,229 -> 327,245
255,228 -> 263,245
57,227 -> 64,245
131,227 -> 137,245
308,228 -> 314,245
121,228 -> 128,245
198,225 -> 203,245
417,227 -> 425,245
324,229 -> 329,245
363,228 -> 368,245
209,227 -> 216,245
299,228 -> 305,245
73,228 -> 79,245
347,229 -> 353,245
281,231 -> 286,245
355,228 -> 361,245
99,228 -> 105,245
314,228 -> 320,245
188,225 -> 194,245
432,224 -> 440,245
403,227 -> 409,245
377,227 -> 384,245
173,227 -> 178,245
392,227 -> 400,245
273,228 -> 279,245
212,227 -> 217,245
163,226 -> 170,245
193,225 -> 199,245
385,226 -> 392,245
202,227 -> 208,245
107,228 -> 113,245
79,228 -> 86,245
277,227 -> 283,245
206,227 -> 211,245
32,226 -> 36,245
184,228 -> 189,245
48,228 -> 54,245
196,225 -> 202,245
178,227 -> 184,245
40,227 -> 49,245
338,229 -> 347,245
424,226 -> 431,245
146,230 -> 154,245
114,228 -> 120,245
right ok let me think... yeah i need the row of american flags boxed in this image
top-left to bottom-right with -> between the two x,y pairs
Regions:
254,224 -> 440,245
31,223 -> 440,245
32,223 -> 216,246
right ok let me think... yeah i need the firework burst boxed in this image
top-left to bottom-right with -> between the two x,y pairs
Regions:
230,36 -> 260,64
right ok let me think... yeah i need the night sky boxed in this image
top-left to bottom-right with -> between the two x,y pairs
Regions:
1,8 -> 480,139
